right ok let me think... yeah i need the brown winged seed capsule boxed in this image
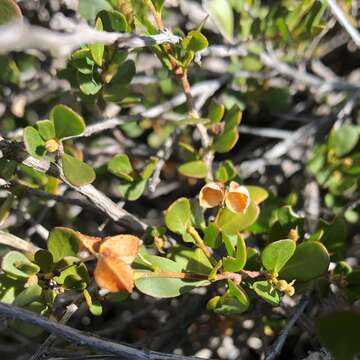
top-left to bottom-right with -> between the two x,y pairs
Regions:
225,181 -> 250,214
199,182 -> 225,208
94,235 -> 140,293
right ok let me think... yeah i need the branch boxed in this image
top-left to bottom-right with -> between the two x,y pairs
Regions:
203,45 -> 360,93
265,294 -> 311,360
0,140 -> 147,233
0,302 -> 196,360
0,22 -> 180,56
326,0 -> 360,48
0,230 -> 40,254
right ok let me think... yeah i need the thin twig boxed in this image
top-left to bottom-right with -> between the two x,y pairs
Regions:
0,21 -> 180,56
0,302 -> 197,360
0,140 -> 147,233
265,294 -> 311,360
30,304 -> 79,360
326,0 -> 360,48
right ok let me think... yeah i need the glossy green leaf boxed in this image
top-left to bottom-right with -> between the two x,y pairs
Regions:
61,153 -> 96,186
0,0 -> 22,25
204,223 -> 220,248
34,250 -> 54,274
141,157 -> 158,180
215,160 -> 237,183
204,0 -> 234,42
212,128 -> 239,153
36,120 -> 55,141
108,154 -> 133,181
70,48 -> 94,74
182,31 -> 208,52
178,160 -> 208,179
79,0 -> 112,21
261,239 -> 296,274
216,200 -> 259,234
24,127 -> 46,159
167,246 -> 213,275
83,289 -> 103,316
253,280 -> 280,306
208,100 -> 225,123
135,255 -> 207,298
247,186 -> 269,205
110,60 -> 136,85
47,227 -> 81,263
165,198 -> 192,235
280,241 -> 330,282
118,179 -> 146,201
223,235 -> 247,272
223,104 -> 242,132
97,9 -> 129,32
90,17 -> 104,67
319,218 -> 346,261
1,251 -> 39,278
316,310 -> 360,360
78,72 -> 102,95
328,124 -> 359,157
50,105 -> 86,139
14,285 -> 42,307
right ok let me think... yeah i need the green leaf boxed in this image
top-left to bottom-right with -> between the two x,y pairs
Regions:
223,105 -> 242,132
212,128 -> 239,153
328,124 -> 359,157
261,239 -> 296,274
280,241 -> 330,282
165,198 -> 192,235
216,200 -> 259,234
343,152 -> 360,175
23,127 -> 46,159
118,179 -> 146,201
61,153 -> 96,186
83,289 -> 103,316
70,48 -> 94,74
110,60 -> 136,85
108,154 -> 133,181
90,17 -> 105,67
47,227 -> 81,263
0,0 -> 22,25
78,72 -> 102,95
97,9 -> 129,32
204,223 -> 220,248
152,0 -> 165,12
247,186 -> 269,205
141,157 -> 158,180
215,160 -> 237,183
208,100 -> 225,123
319,218 -> 346,261
214,281 -> 250,315
50,105 -> 86,139
167,246 -> 213,275
0,195 -> 13,225
204,0 -> 234,42
103,84 -> 131,103
223,235 -> 247,272
182,31 -> 208,52
178,160 -> 208,179
316,310 -> 360,360
14,285 -> 42,307
79,0 -> 112,21
253,281 -> 280,306
36,120 -> 55,141
34,250 -> 54,274
135,255 -> 208,298
2,251 -> 39,278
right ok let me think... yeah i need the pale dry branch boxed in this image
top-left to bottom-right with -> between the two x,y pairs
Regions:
0,230 -> 40,254
0,140 -> 147,233
326,0 -> 360,48
0,22 -> 180,56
